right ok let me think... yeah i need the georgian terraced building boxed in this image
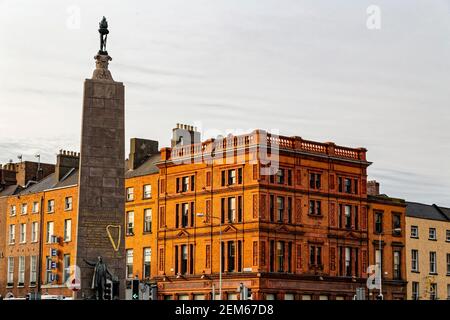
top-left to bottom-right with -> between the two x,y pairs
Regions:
0,125 -> 408,300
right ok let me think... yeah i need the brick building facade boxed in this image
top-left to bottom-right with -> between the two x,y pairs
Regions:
0,126 -> 408,300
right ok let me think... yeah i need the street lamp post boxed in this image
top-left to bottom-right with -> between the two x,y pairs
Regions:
197,213 -> 222,300
377,227 -> 401,300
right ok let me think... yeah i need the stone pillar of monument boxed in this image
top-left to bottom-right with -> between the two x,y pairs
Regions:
74,47 -> 126,299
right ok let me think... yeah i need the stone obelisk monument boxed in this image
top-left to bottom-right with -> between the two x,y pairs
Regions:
74,17 -> 125,299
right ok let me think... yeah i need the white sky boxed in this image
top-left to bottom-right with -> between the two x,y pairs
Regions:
0,0 -> 449,206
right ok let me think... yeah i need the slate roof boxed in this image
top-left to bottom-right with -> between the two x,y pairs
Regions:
436,206 -> 450,221
406,201 -> 450,222
18,169 -> 79,195
125,153 -> 160,178
0,184 -> 21,197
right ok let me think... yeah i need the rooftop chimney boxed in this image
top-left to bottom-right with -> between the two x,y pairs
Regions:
367,180 -> 380,196
56,150 -> 80,182
128,138 -> 159,170
171,123 -> 201,148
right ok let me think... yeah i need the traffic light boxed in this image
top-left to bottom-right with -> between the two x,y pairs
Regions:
132,279 -> 140,300
104,280 -> 112,300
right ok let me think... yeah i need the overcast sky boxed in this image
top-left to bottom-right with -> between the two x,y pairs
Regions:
0,0 -> 449,206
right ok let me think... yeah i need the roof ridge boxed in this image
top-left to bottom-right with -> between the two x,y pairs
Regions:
432,204 -> 450,221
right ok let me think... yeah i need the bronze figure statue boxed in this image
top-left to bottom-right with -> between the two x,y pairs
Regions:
83,256 -> 116,300
98,16 -> 109,55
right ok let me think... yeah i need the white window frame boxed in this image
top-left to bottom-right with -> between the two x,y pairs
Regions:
9,224 -> 15,244
412,282 -> 419,300
429,228 -> 436,240
143,247 -> 151,278
7,257 -> 14,285
10,205 -> 16,216
32,201 -> 39,213
182,176 -> 190,192
18,256 -> 25,285
31,222 -> 39,242
228,197 -> 236,223
64,219 -> 72,242
411,226 -> 418,238
430,251 -> 437,274
21,203 -> 27,215
127,211 -> 134,235
30,256 -> 37,285
411,249 -> 419,272
126,249 -> 134,278
126,187 -> 134,201
63,254 -> 71,282
19,223 -> 26,243
46,221 -> 54,243
47,199 -> 55,213
228,169 -> 237,185
144,208 -> 152,233
143,184 -> 152,199
65,196 -> 73,211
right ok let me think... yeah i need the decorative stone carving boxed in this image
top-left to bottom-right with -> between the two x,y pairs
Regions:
92,54 -> 113,81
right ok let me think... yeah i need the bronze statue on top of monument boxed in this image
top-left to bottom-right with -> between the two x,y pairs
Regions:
98,16 -> 109,55
93,16 -> 113,81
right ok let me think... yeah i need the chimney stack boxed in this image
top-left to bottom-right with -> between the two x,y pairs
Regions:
171,123 -> 201,148
128,138 -> 159,170
367,180 -> 380,196
56,150 -> 80,181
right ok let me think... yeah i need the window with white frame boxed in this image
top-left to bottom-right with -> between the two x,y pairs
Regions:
411,249 -> 419,272
126,249 -> 134,278
21,203 -> 27,215
144,208 -> 152,233
227,197 -> 236,223
32,201 -> 39,213
143,184 -> 152,199
7,257 -> 14,285
65,196 -> 73,210
393,251 -> 401,279
30,256 -> 37,285
430,283 -> 437,300
143,248 -> 151,279
375,249 -> 382,274
411,226 -> 419,238
31,222 -> 39,242
47,199 -> 55,213
412,282 -> 419,300
429,228 -> 437,240
228,169 -> 237,185
9,224 -> 15,244
446,230 -> 450,242
63,254 -> 71,282
126,211 -> 134,235
345,247 -> 352,276
64,219 -> 72,242
10,205 -> 16,216
45,256 -> 52,283
126,187 -> 134,201
46,221 -> 54,243
19,223 -> 26,243
18,256 -> 25,285
276,196 -> 284,222
181,176 -> 190,192
430,251 -> 437,274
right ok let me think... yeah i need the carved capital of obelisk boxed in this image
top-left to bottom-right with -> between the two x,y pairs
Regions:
92,54 -> 113,81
